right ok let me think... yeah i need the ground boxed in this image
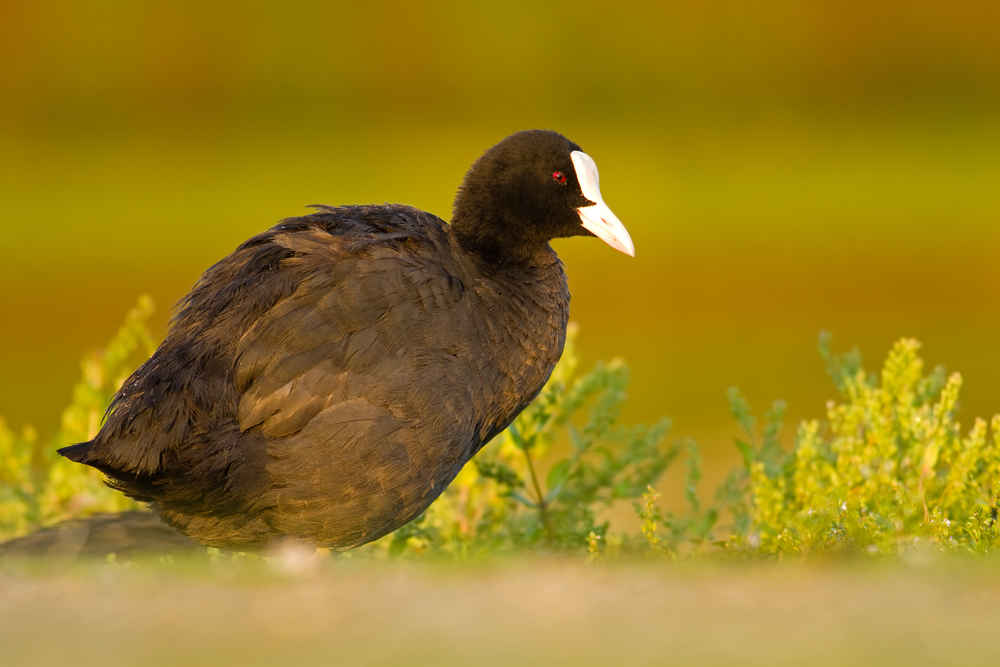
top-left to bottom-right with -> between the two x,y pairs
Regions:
2,556 -> 997,666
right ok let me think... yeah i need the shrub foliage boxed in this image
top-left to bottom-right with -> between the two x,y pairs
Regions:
1,299 -> 996,559
376,324 -> 675,558
718,334 -> 999,557
0,296 -> 154,539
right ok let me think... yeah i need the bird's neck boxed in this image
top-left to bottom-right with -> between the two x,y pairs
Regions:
450,209 -> 553,267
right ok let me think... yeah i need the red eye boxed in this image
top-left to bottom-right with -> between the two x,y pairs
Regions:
552,171 -> 566,184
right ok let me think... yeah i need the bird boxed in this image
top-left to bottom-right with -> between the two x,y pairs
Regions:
59,129 -> 634,551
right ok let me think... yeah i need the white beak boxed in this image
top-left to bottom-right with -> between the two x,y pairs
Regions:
571,151 -> 635,257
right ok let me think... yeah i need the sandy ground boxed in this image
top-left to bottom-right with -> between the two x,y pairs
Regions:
2,556 -> 998,667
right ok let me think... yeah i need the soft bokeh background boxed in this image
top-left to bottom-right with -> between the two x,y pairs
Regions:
2,1 -> 998,498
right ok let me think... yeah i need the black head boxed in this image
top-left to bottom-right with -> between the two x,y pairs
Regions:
451,130 -> 634,262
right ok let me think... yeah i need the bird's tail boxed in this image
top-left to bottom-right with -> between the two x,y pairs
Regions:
57,441 -> 95,464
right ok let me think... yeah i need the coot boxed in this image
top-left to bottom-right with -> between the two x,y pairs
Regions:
59,130 -> 634,550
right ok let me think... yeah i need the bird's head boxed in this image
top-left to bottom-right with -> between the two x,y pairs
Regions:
452,130 -> 634,261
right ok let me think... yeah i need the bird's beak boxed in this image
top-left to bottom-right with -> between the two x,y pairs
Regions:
571,151 -> 635,257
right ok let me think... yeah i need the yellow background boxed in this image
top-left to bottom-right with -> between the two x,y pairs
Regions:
2,1 -> 998,486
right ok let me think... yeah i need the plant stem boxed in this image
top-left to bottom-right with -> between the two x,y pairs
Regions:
522,442 -> 555,545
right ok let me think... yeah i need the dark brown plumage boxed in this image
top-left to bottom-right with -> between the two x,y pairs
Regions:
59,130 -> 633,550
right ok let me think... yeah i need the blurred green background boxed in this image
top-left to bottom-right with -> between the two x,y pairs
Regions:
2,1 -> 998,489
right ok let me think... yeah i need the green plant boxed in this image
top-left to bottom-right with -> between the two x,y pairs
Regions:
722,334 -> 999,557
0,296 -> 155,539
373,324 -> 676,558
5,298 -> 997,563
636,485 -> 668,556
